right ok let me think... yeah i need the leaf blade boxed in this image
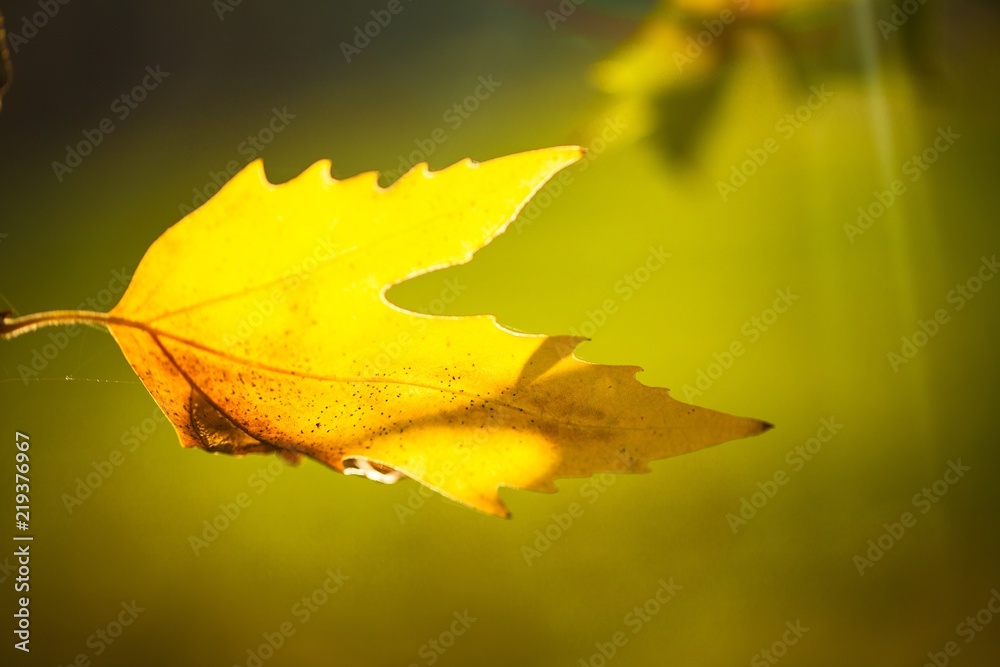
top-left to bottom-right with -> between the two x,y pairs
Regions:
102,145 -> 770,517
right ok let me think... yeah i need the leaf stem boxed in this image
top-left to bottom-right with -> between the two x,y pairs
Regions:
0,310 -> 117,340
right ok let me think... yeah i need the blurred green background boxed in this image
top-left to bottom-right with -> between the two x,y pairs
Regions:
1,0 -> 999,665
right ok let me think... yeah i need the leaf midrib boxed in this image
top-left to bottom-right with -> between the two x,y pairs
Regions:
110,315 -> 668,434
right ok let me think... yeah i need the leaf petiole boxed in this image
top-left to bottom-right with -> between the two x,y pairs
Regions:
0,310 -> 118,340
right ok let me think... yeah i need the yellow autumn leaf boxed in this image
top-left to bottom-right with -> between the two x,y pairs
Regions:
0,147 -> 770,517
